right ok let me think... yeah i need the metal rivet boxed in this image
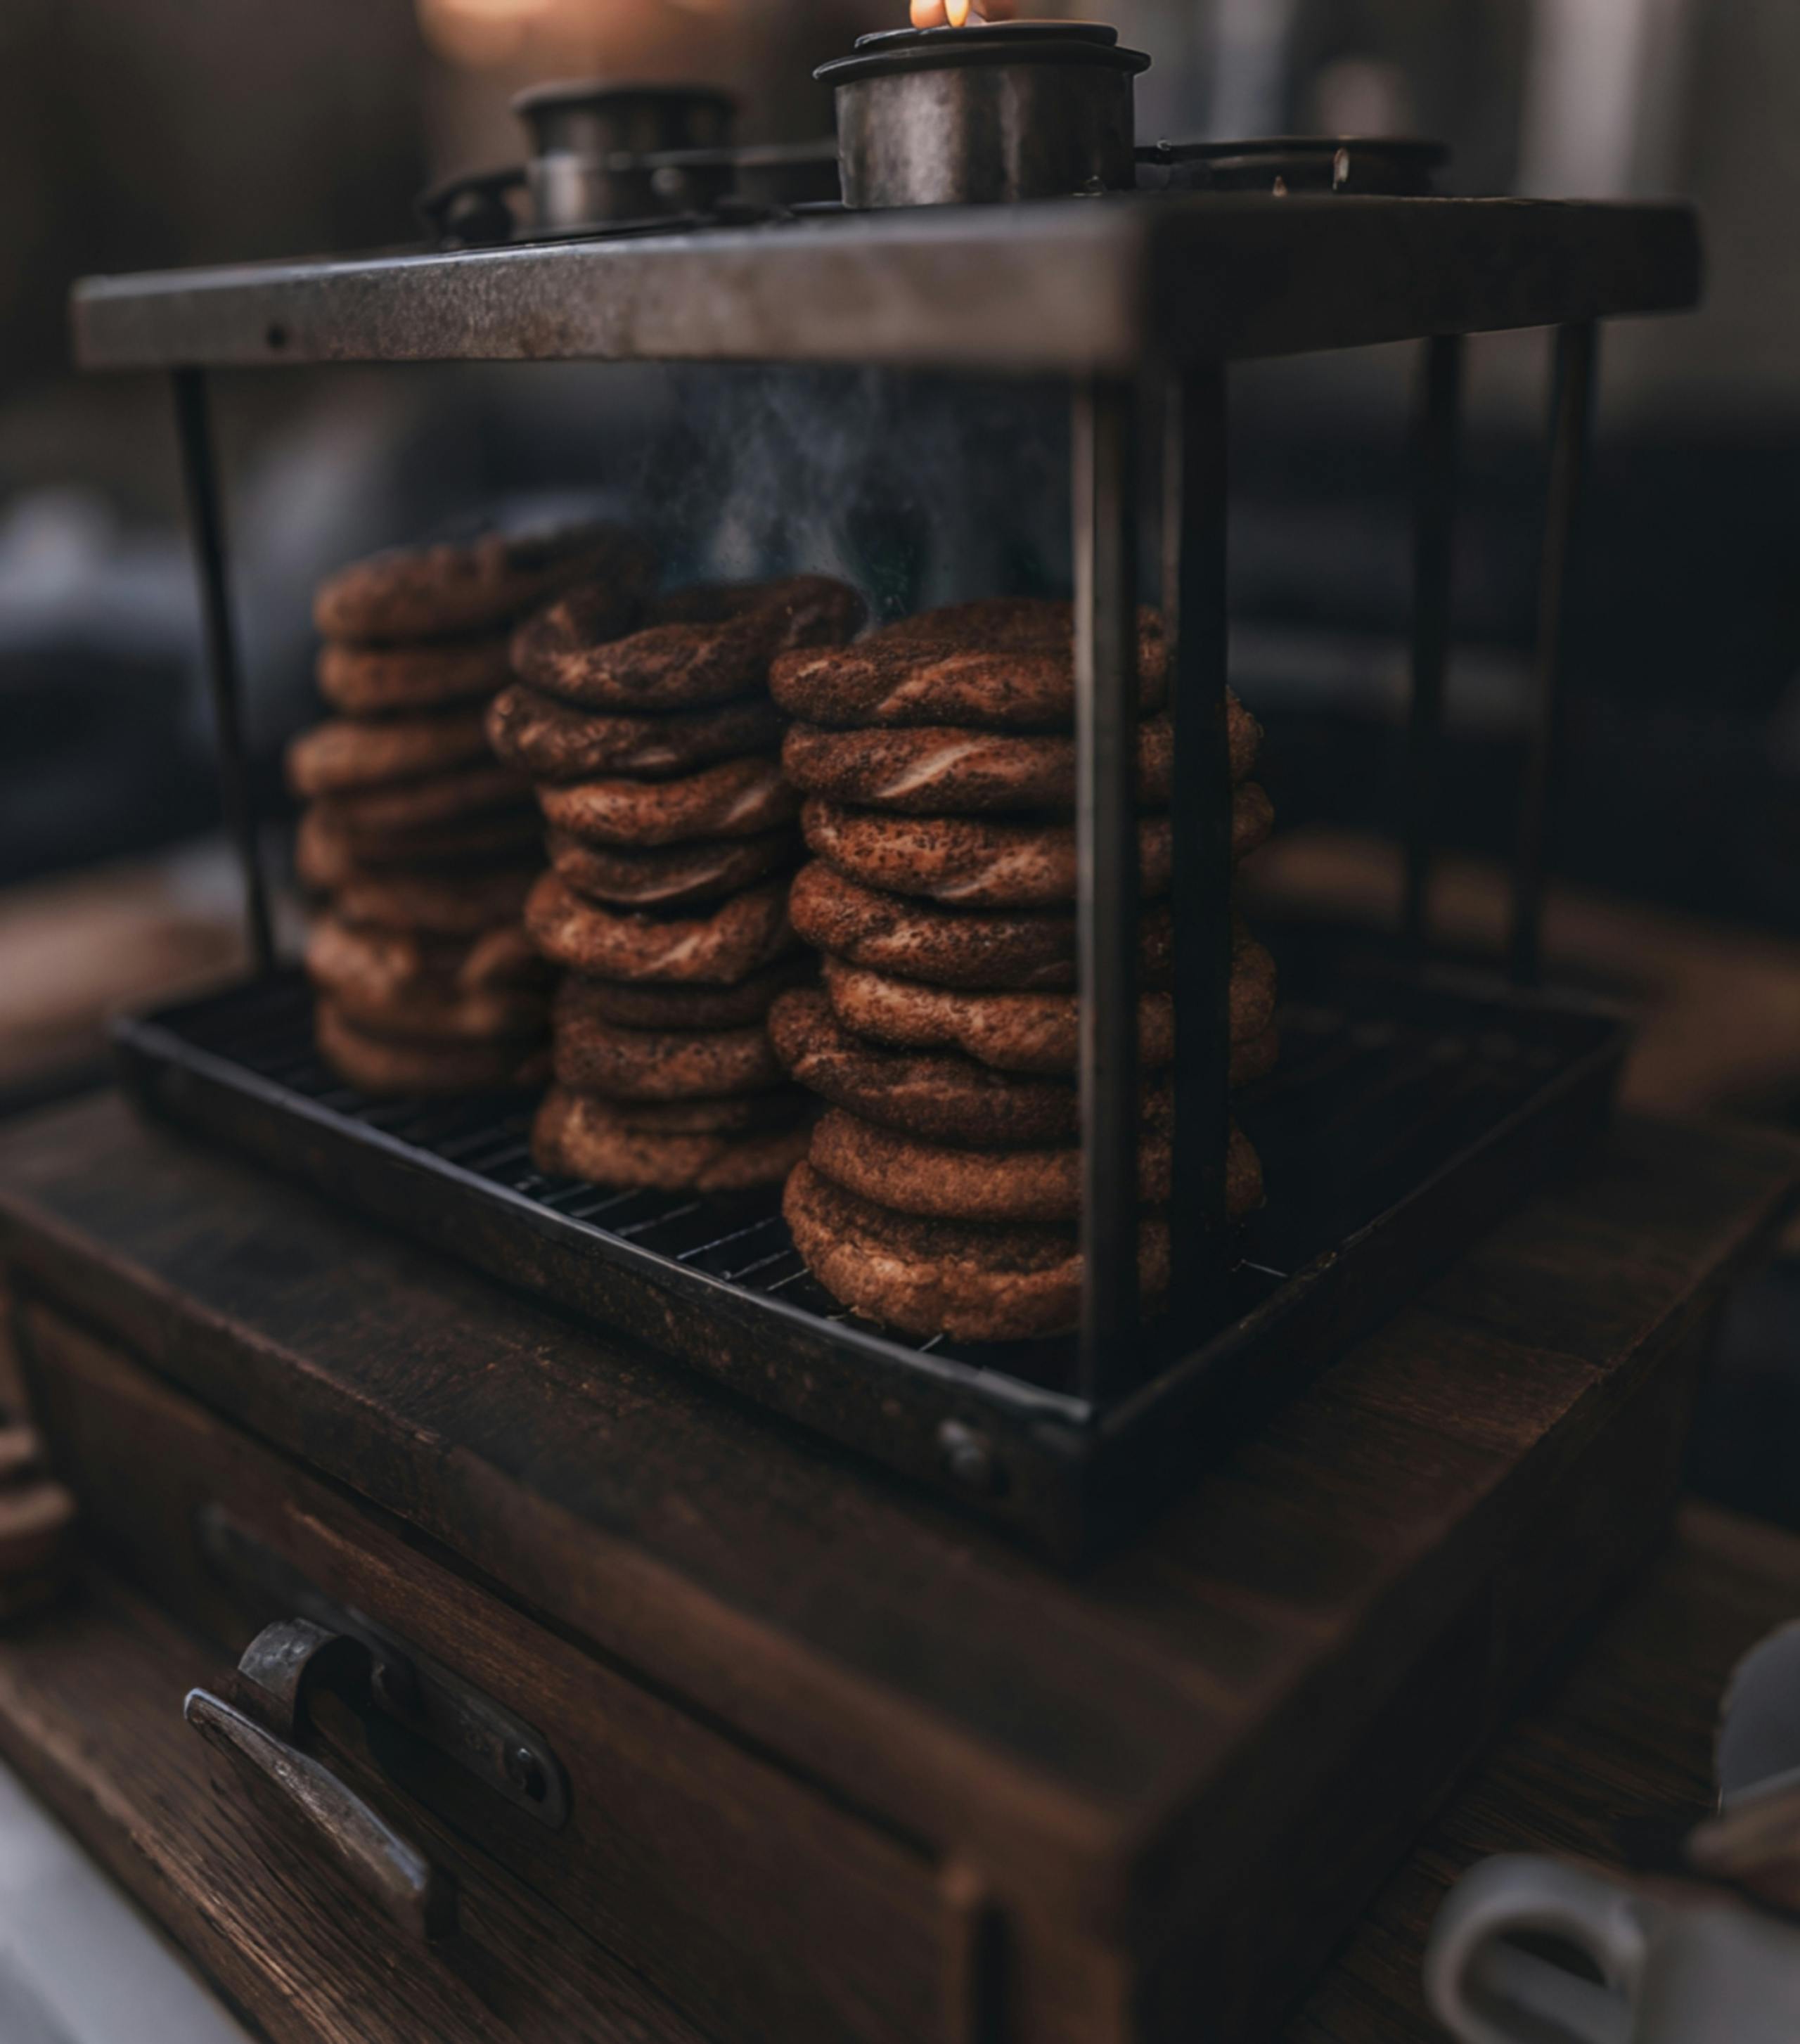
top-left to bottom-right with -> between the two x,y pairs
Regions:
505,1744 -> 548,1801
938,1420 -> 1002,1496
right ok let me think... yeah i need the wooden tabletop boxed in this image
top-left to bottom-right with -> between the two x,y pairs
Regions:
1,1093 -> 1796,2038
1288,1502 -> 1800,2037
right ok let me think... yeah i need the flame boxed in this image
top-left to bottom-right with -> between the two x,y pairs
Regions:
911,0 -> 1016,25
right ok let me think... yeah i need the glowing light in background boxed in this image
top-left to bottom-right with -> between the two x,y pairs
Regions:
417,0 -> 556,69
416,0 -> 734,70
910,1 -> 1017,26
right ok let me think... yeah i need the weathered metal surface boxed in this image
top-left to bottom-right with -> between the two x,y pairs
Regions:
110,952 -> 1627,1557
1164,369 -> 1235,1340
72,195 -> 1699,374
825,21 -> 1145,210
1510,321 -> 1598,986
1072,378 -> 1143,1391
1403,333 -> 1464,953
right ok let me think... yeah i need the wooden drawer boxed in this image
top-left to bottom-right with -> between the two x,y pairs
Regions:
15,1298 -> 960,2044
0,1567 -> 712,2044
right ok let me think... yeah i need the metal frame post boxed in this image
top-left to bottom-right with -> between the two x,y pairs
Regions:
1403,333 -> 1464,953
1510,321 -> 1598,986
172,366 -> 276,977
1163,369 -> 1234,1335
1072,378 -> 1143,1397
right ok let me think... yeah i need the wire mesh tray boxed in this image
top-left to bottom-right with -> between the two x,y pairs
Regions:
113,932 -> 1626,1557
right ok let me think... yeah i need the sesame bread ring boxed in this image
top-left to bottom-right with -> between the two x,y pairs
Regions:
809,1107 -> 1183,1223
513,575 -> 865,712
780,984 -> 1277,1130
771,600 -> 1168,728
783,712 -> 1184,816
875,596 -> 1165,660
552,1014 -> 786,1101
802,785 -> 1273,910
295,804 -> 544,885
822,956 -> 1171,1074
311,764 -> 533,840
554,958 -> 814,1034
487,684 -> 783,784
316,635 -> 515,715
307,913 -> 547,1008
771,986 -> 1164,1148
538,756 -> 795,849
783,1162 -> 1170,1344
817,947 -> 1282,1077
328,866 -> 538,939
314,976 -> 547,1045
285,709 -> 494,800
547,826 -> 796,912
314,524 -> 654,643
316,1003 -> 546,1098
525,872 -> 797,985
788,861 -> 1172,993
599,1094 -> 810,1137
532,1086 -> 810,1193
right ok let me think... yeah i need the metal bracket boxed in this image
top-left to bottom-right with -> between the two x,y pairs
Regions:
196,1503 -> 568,1830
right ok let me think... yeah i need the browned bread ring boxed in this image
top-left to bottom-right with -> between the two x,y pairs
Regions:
286,709 -> 496,799
306,918 -> 548,1043
783,712 -> 1200,815
552,1013 -> 786,1101
771,986 -> 1162,1148
294,804 -> 544,882
770,597 -> 1168,728
316,1003 -> 546,1097
546,827 -> 797,912
538,756 -> 796,849
782,1162 -> 1171,1343
316,636 -> 513,714
513,575 -> 864,712
487,684 -> 783,783
807,1107 -> 1184,1223
532,1087 -> 810,1192
525,871 -> 797,985
314,524 -> 653,643
789,861 -> 1172,993
799,788 -> 1273,908
553,958 -> 814,1033
326,866 -> 538,939
311,764 -> 533,839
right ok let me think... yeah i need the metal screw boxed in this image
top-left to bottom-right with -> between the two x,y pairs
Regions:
937,1420 -> 1002,1496
505,1744 -> 548,1801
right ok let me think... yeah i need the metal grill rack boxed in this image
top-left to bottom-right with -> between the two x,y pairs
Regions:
78,186 -> 1697,1553
115,932 -> 1624,1553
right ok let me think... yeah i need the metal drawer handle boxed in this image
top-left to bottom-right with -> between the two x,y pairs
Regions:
185,1616 -> 457,1944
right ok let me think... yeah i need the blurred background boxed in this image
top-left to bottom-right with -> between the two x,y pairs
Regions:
1,0 -> 1799,1512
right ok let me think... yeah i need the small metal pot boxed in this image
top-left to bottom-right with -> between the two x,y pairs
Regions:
511,81 -> 737,231
638,139 -> 841,218
816,22 -> 1150,210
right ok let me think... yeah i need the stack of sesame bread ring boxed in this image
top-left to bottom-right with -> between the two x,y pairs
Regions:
768,597 -> 1278,1344
292,522 -> 655,1096
505,575 -> 868,1193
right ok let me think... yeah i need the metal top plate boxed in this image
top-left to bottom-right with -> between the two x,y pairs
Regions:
71,193 -> 1700,375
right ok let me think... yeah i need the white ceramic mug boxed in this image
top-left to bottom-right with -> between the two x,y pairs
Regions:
1425,1852 -> 1800,2043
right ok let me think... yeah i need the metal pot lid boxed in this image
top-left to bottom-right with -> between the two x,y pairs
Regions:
512,79 -> 738,118
645,139 -> 839,170
1140,135 -> 1448,192
818,21 -> 1150,84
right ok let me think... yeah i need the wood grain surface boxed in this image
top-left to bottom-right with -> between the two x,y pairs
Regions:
0,1091 -> 1794,2039
1287,1503 -> 1800,2038
0,1567 -> 708,2044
